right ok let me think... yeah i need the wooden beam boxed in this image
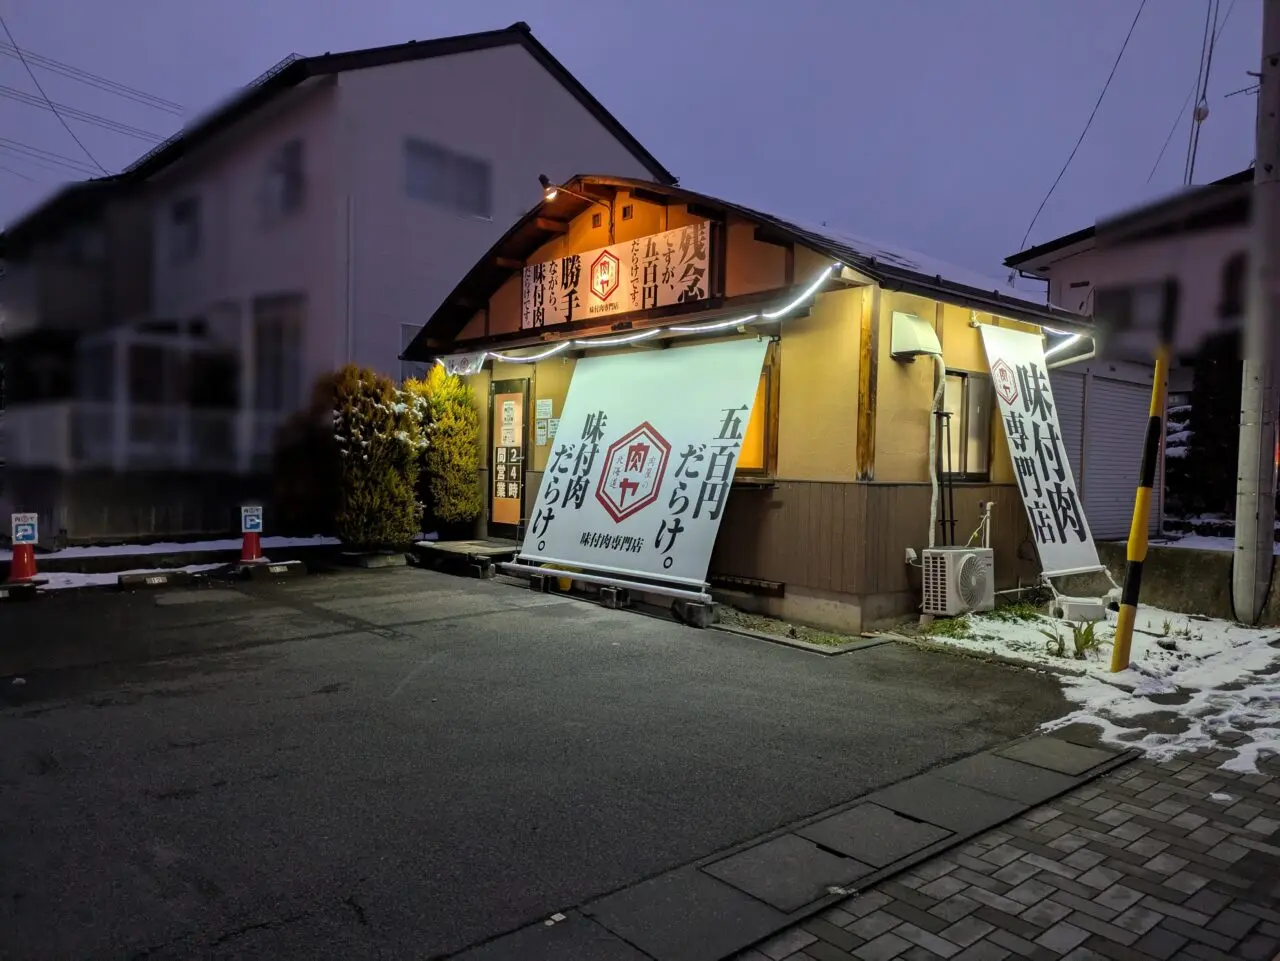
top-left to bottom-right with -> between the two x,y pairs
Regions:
686,202 -> 725,222
753,226 -> 793,249
494,256 -> 523,270
855,287 -> 881,481
533,217 -> 569,234
629,187 -> 671,206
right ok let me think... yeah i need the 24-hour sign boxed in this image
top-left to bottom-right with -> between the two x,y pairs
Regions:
520,221 -> 711,329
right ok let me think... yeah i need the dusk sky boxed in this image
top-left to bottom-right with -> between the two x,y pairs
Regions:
0,0 -> 1261,286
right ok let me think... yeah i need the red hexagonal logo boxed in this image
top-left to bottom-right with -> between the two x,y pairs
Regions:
595,422 -> 671,522
590,249 -> 620,302
991,358 -> 1018,407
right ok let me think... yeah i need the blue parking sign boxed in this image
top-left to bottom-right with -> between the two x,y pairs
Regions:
241,506 -> 263,534
11,513 -> 38,545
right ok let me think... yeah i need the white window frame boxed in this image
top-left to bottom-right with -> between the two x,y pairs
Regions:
942,369 -> 993,481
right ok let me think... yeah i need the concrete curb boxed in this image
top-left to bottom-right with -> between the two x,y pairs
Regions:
884,632 -> 1091,678
0,544 -> 342,580
710,623 -> 893,657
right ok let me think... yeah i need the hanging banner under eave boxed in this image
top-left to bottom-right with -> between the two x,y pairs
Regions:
980,325 -> 1102,578
520,338 -> 768,588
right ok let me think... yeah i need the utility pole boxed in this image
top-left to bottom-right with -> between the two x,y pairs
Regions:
1233,0 -> 1280,624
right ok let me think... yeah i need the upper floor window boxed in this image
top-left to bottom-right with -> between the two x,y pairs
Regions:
262,138 -> 306,221
404,137 -> 492,220
942,370 -> 993,481
1219,252 -> 1246,323
169,196 -> 201,265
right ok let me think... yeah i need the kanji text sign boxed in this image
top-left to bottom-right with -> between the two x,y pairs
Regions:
520,338 -> 768,587
980,325 -> 1100,577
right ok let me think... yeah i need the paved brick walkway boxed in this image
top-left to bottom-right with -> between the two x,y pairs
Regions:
732,749 -> 1280,961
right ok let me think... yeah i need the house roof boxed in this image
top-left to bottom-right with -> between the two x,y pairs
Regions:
2,22 -> 676,253
123,22 -> 675,185
1004,166 -> 1254,272
0,176 -> 125,258
404,174 -> 1092,360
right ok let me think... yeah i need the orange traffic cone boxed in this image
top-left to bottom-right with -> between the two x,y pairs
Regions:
6,543 -> 38,583
240,530 -> 263,564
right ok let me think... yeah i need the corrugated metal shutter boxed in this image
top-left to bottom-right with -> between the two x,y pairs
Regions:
1050,371 -> 1085,490
1083,376 -> 1162,540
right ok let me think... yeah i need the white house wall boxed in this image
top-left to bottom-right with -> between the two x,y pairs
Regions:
148,80 -> 343,387
335,43 -> 660,376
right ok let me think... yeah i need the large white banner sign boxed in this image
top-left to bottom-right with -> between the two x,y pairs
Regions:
520,338 -> 768,587
980,325 -> 1101,577
520,221 -> 711,329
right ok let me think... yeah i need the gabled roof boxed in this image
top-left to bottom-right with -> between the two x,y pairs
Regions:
2,23 -> 675,252
0,176 -> 126,258
1004,166 -> 1254,272
405,175 -> 1091,359
123,22 -> 675,185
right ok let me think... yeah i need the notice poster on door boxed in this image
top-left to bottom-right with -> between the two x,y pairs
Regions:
980,325 -> 1100,577
492,389 -> 525,526
518,338 -> 768,588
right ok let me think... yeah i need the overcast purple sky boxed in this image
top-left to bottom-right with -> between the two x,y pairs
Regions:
0,0 -> 1261,282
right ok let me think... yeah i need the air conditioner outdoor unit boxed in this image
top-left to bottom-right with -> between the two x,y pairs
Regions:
922,547 -> 995,616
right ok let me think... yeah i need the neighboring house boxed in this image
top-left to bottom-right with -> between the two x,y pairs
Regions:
1002,168 -> 1252,539
0,21 -> 673,543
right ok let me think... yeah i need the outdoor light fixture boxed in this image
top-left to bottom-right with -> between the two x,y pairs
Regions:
468,261 -> 844,364
538,174 -> 558,201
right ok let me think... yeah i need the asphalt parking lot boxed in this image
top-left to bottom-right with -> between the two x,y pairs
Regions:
0,567 -> 1070,959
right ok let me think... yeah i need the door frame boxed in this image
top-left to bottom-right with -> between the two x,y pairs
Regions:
488,378 -> 531,542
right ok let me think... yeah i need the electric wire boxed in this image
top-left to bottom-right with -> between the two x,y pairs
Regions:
1018,0 -> 1148,252
0,84 -> 164,142
0,136 -> 102,177
1184,0 -> 1221,185
0,42 -> 183,114
0,12 -> 109,174
1146,0 -> 1238,184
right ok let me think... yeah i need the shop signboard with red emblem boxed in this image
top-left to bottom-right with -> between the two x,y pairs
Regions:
519,338 -> 767,588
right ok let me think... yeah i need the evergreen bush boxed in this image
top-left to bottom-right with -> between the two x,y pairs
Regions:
272,371 -> 342,537
403,365 -> 482,531
332,364 -> 427,548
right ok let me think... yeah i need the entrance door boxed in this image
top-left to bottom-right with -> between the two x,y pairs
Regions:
489,379 -> 529,541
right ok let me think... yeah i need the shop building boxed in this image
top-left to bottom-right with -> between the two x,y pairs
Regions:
403,176 -> 1095,632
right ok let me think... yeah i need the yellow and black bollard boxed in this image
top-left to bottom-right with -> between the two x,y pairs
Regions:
1111,280 -> 1178,672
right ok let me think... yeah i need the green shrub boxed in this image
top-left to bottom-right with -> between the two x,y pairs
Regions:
404,364 -> 482,528
272,372 -> 342,537
332,364 -> 426,548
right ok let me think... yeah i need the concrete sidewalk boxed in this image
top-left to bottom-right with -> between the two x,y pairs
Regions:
734,750 -> 1280,961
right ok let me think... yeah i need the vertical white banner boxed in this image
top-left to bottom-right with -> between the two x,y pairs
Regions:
980,325 -> 1102,576
520,338 -> 768,587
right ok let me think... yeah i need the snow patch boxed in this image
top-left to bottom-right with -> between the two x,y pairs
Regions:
919,605 -> 1280,773
38,563 -> 227,590
0,535 -> 338,563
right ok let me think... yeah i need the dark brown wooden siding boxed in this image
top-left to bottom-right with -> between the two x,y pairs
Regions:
709,481 -> 1034,597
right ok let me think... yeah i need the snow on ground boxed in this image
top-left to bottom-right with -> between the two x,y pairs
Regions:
920,605 -> 1280,774
0,535 -> 338,563
37,563 -> 228,591
1152,534 -> 1280,555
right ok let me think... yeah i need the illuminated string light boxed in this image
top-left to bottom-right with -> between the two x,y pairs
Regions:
467,261 -> 843,366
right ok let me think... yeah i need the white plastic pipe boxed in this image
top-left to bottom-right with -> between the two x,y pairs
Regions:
927,353 -> 945,548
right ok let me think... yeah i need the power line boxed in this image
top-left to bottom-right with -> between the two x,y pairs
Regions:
1184,0 -> 1222,185
0,83 -> 164,142
0,12 -> 109,175
1146,0 -> 1238,184
1018,0 -> 1148,252
0,42 -> 184,115
0,136 -> 102,177
0,163 -> 38,183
